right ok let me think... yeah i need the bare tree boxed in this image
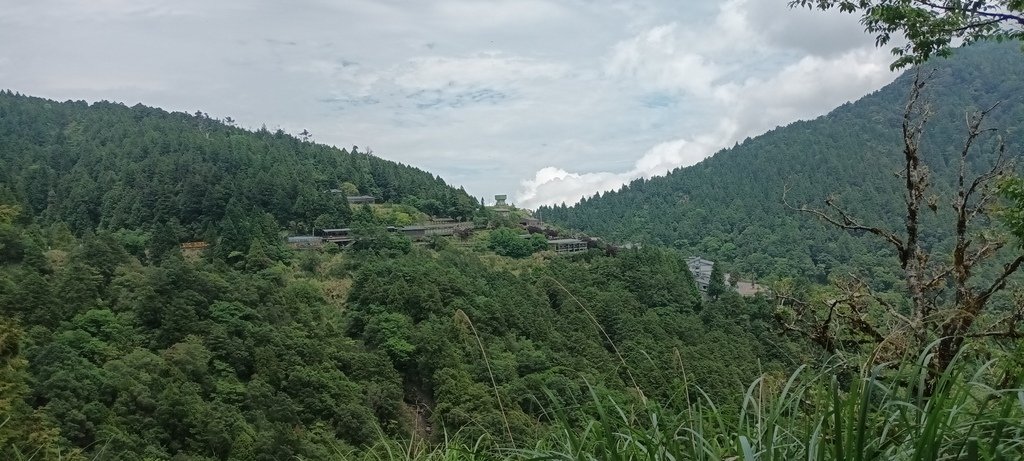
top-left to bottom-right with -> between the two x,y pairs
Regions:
781,73 -> 1022,385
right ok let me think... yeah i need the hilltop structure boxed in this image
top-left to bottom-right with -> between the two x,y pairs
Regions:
493,194 -> 511,216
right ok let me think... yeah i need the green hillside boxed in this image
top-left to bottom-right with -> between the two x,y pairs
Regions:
0,94 -> 796,459
540,41 -> 1024,284
0,92 -> 480,238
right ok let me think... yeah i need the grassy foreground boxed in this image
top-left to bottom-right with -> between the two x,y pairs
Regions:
341,346 -> 1023,461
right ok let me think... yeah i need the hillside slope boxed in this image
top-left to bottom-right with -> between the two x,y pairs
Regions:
540,41 -> 1024,282
0,93 -> 479,237
0,89 -> 803,459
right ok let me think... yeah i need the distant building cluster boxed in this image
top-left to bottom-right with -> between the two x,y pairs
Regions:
284,192 -> 591,257
287,220 -> 475,249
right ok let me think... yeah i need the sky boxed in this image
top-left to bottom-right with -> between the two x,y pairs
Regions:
0,0 -> 901,209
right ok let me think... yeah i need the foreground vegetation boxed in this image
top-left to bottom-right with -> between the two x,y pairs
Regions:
349,346 -> 1024,461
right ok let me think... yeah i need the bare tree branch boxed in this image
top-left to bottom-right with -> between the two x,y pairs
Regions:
783,185 -> 906,251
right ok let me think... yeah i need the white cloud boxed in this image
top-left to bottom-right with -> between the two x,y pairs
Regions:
394,54 -> 570,89
605,23 -> 724,95
515,0 -> 898,209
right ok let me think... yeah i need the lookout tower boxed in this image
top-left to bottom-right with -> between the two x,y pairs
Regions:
494,194 -> 508,207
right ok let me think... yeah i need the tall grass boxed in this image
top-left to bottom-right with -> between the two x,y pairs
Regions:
347,345 -> 1024,460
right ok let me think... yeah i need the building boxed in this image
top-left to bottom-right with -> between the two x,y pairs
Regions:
686,256 -> 715,292
521,217 -> 541,227
286,236 -> 324,249
423,221 -> 473,237
398,225 -> 427,239
318,228 -> 355,246
548,238 -> 588,254
492,194 -> 511,216
346,195 -> 376,205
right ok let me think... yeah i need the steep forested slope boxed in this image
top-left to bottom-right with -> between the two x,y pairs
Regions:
0,92 -> 798,459
0,92 -> 480,238
541,41 -> 1024,283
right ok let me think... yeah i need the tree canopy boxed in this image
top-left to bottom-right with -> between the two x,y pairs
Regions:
791,0 -> 1024,68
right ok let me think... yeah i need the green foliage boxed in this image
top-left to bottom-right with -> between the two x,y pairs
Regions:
3,42 -> 1022,458
521,348 -> 1024,461
791,0 -> 1024,69
707,262 -> 726,299
0,92 -> 476,239
6,192 -> 791,458
999,176 -> 1024,245
487,228 -> 547,258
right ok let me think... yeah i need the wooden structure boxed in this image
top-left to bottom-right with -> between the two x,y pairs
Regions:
180,241 -> 209,250
548,238 -> 587,254
319,228 -> 355,246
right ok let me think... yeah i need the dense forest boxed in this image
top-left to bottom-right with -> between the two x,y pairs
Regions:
0,92 -> 481,240
540,41 -> 1024,284
0,93 -> 797,459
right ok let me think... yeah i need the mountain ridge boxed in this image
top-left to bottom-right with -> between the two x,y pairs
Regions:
540,41 -> 1024,282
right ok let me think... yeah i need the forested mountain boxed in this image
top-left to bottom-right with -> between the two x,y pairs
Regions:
540,41 -> 1024,284
0,92 -> 480,239
0,91 -> 798,459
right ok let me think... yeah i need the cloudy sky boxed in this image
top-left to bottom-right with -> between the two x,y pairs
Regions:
0,0 -> 900,208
